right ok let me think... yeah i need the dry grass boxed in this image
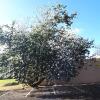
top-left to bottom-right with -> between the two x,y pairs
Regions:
0,79 -> 23,91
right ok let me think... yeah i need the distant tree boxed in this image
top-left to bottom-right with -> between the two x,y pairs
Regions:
0,4 -> 93,87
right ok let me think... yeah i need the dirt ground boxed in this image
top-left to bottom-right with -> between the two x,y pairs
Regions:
0,89 -> 86,100
0,89 -> 44,100
0,85 -> 100,100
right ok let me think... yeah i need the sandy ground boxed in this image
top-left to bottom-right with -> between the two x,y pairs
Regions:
0,89 -> 85,100
0,86 -> 99,100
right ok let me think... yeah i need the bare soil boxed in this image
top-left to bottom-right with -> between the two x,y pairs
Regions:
0,89 -> 86,100
0,84 -> 100,100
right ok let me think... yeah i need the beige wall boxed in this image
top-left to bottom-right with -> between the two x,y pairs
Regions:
70,58 -> 100,84
40,58 -> 100,85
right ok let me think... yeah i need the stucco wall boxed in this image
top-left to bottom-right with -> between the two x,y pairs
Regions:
70,58 -> 100,84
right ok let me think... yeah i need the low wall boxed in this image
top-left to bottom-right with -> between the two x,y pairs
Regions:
70,58 -> 100,84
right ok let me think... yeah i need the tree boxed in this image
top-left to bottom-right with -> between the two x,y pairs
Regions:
0,4 -> 93,87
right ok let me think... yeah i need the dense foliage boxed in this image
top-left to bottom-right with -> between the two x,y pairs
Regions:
0,4 -> 93,87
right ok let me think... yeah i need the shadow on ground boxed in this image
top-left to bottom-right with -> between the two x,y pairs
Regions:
0,83 -> 100,100
32,83 -> 100,100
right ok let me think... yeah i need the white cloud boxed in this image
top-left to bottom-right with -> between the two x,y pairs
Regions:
70,28 -> 80,34
73,28 -> 80,33
64,27 -> 80,37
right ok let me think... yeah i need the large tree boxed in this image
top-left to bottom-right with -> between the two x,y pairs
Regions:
0,4 -> 93,87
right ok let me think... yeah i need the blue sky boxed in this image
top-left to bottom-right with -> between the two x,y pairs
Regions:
0,0 -> 100,54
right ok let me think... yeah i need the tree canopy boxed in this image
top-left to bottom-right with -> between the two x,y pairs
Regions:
0,4 -> 93,87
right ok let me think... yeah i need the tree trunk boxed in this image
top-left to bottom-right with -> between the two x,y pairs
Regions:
29,78 -> 45,88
